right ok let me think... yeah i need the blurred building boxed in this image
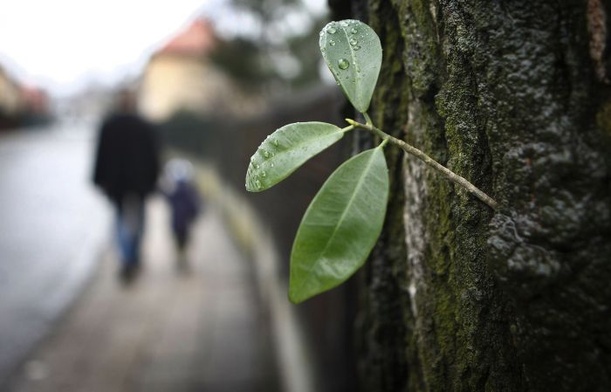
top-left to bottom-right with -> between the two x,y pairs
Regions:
19,85 -> 52,125
0,64 -> 51,129
0,64 -> 24,127
139,18 -> 262,122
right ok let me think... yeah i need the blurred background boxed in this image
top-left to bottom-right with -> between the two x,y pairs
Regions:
0,0 -> 357,391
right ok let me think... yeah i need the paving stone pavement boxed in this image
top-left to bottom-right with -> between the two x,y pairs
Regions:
7,197 -> 279,392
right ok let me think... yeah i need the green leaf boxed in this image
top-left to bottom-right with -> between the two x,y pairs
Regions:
319,19 -> 382,113
289,146 -> 389,303
245,122 -> 344,192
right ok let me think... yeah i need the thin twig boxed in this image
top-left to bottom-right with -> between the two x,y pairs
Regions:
346,119 -> 499,210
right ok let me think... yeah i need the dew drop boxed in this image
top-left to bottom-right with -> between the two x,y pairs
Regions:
327,26 -> 337,34
329,40 -> 336,46
262,150 -> 270,158
261,171 -> 267,178
349,38 -> 358,46
351,28 -> 358,34
338,58 -> 350,70
255,180 -> 262,190
353,45 -> 361,51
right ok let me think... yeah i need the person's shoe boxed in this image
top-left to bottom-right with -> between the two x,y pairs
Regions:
119,262 -> 139,284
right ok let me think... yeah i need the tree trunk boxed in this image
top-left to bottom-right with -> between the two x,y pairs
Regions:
335,1 -> 611,391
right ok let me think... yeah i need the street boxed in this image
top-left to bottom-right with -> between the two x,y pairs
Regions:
0,121 -> 110,386
0,120 -> 278,391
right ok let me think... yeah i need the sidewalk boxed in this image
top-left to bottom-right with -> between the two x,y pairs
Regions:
6,197 -> 279,392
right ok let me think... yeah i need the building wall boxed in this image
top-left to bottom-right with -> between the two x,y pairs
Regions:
139,53 -> 261,122
0,67 -> 24,120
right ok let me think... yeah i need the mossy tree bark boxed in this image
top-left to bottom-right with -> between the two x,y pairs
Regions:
332,1 -> 611,391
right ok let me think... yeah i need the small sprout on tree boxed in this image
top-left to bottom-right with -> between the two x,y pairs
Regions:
319,19 -> 382,113
245,19 -> 499,304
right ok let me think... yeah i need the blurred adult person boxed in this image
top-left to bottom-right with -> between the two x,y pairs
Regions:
93,88 -> 160,281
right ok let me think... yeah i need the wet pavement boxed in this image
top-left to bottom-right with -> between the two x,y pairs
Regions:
7,199 -> 277,392
0,122 -> 110,386
0,122 -> 278,391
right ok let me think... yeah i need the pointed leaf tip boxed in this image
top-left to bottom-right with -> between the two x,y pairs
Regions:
245,122 -> 344,192
289,146 -> 389,303
319,20 -> 382,113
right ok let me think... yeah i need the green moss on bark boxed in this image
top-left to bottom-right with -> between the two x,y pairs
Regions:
354,0 -> 611,391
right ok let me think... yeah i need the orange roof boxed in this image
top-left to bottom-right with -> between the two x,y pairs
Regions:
157,18 -> 218,57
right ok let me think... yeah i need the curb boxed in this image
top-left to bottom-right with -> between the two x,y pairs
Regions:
188,157 -> 316,392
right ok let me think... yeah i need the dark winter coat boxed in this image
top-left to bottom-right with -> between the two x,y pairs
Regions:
166,179 -> 201,234
93,113 -> 160,202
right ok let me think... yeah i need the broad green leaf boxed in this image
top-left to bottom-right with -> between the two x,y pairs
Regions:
289,146 -> 389,303
245,122 -> 344,192
319,19 -> 382,113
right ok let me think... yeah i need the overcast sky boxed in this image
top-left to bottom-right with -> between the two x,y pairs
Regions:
0,1 -> 206,95
0,0 -> 328,97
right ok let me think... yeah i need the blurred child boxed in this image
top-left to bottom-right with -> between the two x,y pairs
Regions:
160,159 -> 201,261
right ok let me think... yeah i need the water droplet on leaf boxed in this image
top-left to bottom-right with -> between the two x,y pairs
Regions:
327,26 -> 337,34
329,40 -> 336,46
349,38 -> 358,46
338,58 -> 350,70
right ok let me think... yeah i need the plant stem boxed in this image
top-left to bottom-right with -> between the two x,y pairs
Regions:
346,119 -> 499,210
